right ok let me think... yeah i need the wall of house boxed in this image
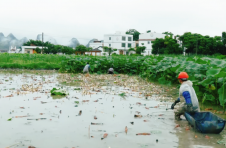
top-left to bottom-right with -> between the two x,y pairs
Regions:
21,46 -> 45,54
25,49 -> 34,54
139,32 -> 165,39
139,41 -> 152,50
104,33 -> 134,50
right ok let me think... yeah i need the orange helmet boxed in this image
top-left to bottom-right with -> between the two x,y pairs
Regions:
178,72 -> 189,79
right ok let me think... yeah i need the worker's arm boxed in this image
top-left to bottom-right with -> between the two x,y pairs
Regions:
182,91 -> 192,107
171,98 -> 180,109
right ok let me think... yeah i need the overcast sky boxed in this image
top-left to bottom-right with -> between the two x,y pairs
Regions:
0,0 -> 225,45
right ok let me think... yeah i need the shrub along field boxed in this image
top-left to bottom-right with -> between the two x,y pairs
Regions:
60,54 -> 226,109
0,53 -> 62,69
1,53 -> 226,109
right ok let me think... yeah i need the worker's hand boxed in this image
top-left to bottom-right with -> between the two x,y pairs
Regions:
171,102 -> 176,109
175,98 -> 180,104
171,98 -> 180,109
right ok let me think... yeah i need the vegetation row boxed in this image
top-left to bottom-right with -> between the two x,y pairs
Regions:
1,53 -> 226,109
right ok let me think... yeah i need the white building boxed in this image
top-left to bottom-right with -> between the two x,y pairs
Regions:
89,40 -> 103,49
104,31 -> 134,55
21,46 -> 46,54
8,46 -> 21,53
86,40 -> 106,56
138,32 -> 165,56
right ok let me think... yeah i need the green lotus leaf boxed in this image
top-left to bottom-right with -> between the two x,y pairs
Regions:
202,93 -> 215,104
215,71 -> 226,78
196,58 -> 207,64
206,68 -> 221,77
198,78 -> 213,86
210,59 -> 226,67
218,83 -> 226,107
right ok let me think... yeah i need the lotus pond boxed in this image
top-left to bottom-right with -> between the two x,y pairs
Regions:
0,70 -> 226,148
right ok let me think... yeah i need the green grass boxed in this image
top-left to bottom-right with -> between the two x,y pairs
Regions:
0,53 -> 64,69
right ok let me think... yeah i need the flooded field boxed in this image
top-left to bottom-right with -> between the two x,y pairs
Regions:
0,70 -> 225,148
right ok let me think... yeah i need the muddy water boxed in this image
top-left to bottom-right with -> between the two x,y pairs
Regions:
0,70 -> 225,148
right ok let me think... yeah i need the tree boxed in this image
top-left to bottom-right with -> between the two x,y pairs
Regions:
151,38 -> 165,54
108,48 -> 113,56
223,32 -> 226,54
103,46 -> 109,52
177,32 -> 226,55
23,39 -> 43,46
126,29 -> 140,41
113,49 -> 117,51
43,47 -> 50,54
136,46 -> 146,54
164,36 -> 182,54
103,46 -> 113,56
34,47 -> 41,53
75,45 -> 87,55
163,31 -> 174,37
128,48 -> 135,52
87,47 -> 92,52
152,36 -> 182,54
62,46 -> 74,54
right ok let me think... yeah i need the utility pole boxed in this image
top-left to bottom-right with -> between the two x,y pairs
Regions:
42,32 -> 44,54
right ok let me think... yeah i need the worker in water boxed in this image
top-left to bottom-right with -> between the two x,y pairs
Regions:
83,63 -> 90,73
108,67 -> 114,74
171,72 -> 200,120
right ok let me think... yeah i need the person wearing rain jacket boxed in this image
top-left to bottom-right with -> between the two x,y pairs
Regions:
108,67 -> 114,74
171,72 -> 200,120
83,63 -> 90,73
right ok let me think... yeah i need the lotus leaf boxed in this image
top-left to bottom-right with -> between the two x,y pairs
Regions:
202,93 -> 215,104
198,78 -> 213,86
206,68 -> 221,77
50,88 -> 68,96
218,83 -> 226,107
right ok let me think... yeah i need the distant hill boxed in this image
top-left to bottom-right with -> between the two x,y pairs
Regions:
69,38 -> 80,48
37,34 -> 57,45
86,38 -> 98,47
0,32 -> 92,50
0,33 -> 28,51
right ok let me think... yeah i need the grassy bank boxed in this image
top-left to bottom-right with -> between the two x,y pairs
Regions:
0,53 -> 63,69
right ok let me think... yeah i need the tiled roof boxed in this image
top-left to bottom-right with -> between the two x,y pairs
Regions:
91,48 -> 102,52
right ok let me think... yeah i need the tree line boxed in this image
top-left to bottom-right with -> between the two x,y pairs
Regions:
23,40 -> 91,55
126,29 -> 226,55
152,32 -> 226,55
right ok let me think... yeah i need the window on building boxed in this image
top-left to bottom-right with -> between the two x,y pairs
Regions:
109,37 -> 111,40
109,44 -> 111,47
136,43 -> 139,47
141,43 -> 144,45
122,36 -> 126,41
121,43 -> 126,47
128,37 -> 132,41
128,43 -> 131,48
148,41 -> 150,44
27,51 -> 30,53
